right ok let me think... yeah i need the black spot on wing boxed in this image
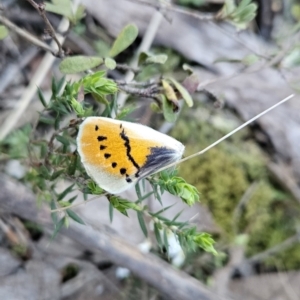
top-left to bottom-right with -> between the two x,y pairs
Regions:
100,145 -> 107,150
97,136 -> 107,141
120,168 -> 126,175
95,125 -> 99,131
112,162 -> 117,168
104,153 -> 111,159
140,147 -> 179,177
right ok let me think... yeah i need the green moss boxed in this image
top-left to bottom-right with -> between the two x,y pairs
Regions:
171,104 -> 300,270
179,146 -> 248,239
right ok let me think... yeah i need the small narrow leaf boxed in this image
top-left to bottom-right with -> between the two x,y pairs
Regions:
66,209 -> 85,225
59,56 -> 103,74
55,135 -> 70,147
163,229 -> 169,253
52,217 -> 66,239
162,95 -> 177,123
104,57 -> 117,70
109,202 -> 114,222
154,223 -> 163,247
145,54 -> 168,65
50,169 -> 64,181
50,200 -> 58,224
56,76 -> 66,93
135,182 -> 142,202
37,88 -> 47,108
135,191 -> 154,203
67,154 -> 78,176
242,54 -> 259,66
39,165 -> 51,179
109,24 -> 138,57
169,78 -> 194,107
138,52 -> 167,65
162,80 -> 178,103
0,26 -> 8,40
137,211 -> 148,237
39,116 -> 55,125
57,183 -> 75,201
151,204 -> 175,217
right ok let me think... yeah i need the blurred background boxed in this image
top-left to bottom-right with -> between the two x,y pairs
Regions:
1,0 -> 300,299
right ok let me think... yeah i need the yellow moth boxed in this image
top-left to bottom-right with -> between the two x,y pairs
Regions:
77,117 -> 184,193
77,94 -> 294,194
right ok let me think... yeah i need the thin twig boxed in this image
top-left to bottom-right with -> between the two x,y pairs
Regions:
50,194 -> 107,213
115,63 -> 140,73
115,79 -> 160,87
0,14 -> 56,55
26,0 -> 64,57
118,84 -> 161,97
0,0 -> 80,140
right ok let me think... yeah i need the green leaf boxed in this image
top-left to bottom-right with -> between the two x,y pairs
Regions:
67,154 -> 78,176
45,0 -> 85,24
37,88 -> 47,108
87,181 -> 103,195
162,95 -> 177,123
168,78 -> 194,107
135,191 -> 154,203
154,223 -> 163,247
151,204 -> 175,217
39,165 -> 51,179
66,209 -> 85,225
45,0 -> 72,18
57,183 -> 75,201
138,52 -> 168,66
239,0 -> 252,7
56,76 -> 66,93
163,229 -> 169,253
172,210 -> 184,222
193,232 -> 217,255
109,202 -> 114,222
52,217 -> 66,239
162,79 -> 178,103
242,54 -> 259,66
109,24 -> 138,57
55,135 -> 70,147
135,182 -> 142,202
137,211 -> 148,237
0,25 -> 8,40
59,56 -> 103,74
104,57 -> 117,70
67,195 -> 77,204
50,169 -> 64,181
50,199 -> 58,224
39,116 -> 55,125
221,0 -> 236,17
116,105 -> 136,120
150,102 -> 162,113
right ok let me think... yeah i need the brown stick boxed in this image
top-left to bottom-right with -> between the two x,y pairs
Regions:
0,14 -> 56,55
0,175 -> 225,300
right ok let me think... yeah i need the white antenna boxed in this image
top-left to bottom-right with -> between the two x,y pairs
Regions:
156,94 -> 295,173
